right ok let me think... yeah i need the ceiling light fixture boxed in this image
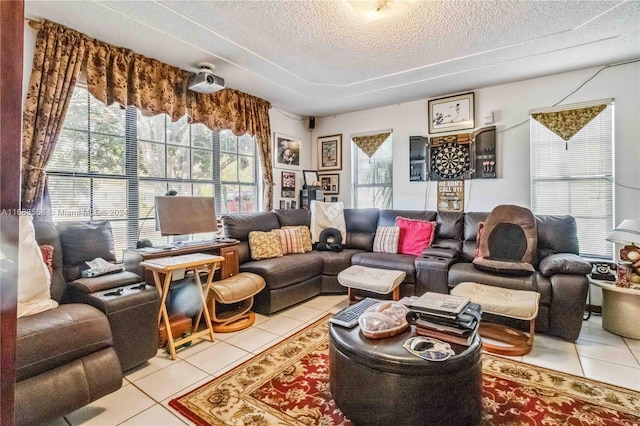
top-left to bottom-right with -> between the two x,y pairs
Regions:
348,0 -> 406,20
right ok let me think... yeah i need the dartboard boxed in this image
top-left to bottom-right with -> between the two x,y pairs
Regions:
430,142 -> 470,179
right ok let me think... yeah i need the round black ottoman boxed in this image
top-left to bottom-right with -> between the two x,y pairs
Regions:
329,323 -> 482,426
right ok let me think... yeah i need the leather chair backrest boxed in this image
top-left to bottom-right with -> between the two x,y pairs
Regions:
476,205 -> 537,264
222,212 -> 280,264
536,215 -> 580,259
432,211 -> 464,252
274,209 -> 311,227
57,221 -> 117,282
344,208 -> 379,251
33,219 -> 67,303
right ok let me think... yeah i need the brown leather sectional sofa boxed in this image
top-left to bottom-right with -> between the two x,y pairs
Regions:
222,208 -> 591,341
16,220 -> 159,425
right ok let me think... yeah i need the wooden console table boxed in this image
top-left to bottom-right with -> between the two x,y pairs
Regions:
140,253 -> 224,359
124,240 -> 240,283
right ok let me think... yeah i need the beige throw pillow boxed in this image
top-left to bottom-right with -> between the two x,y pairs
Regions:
248,231 -> 283,260
17,215 -> 58,318
310,201 -> 346,243
272,228 -> 305,255
282,225 -> 313,252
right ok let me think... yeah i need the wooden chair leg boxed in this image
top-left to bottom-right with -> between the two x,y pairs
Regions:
478,319 -> 536,356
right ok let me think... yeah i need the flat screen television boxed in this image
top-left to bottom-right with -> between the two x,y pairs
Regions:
155,196 -> 217,236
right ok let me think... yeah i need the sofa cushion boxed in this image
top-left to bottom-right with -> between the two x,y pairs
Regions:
536,215 -> 580,259
313,249 -> 363,276
16,303 -> 113,381
274,209 -> 311,227
351,252 -> 416,283
373,226 -> 400,254
248,231 -> 284,260
311,201 -> 346,243
58,221 -> 116,266
240,253 -> 323,290
272,228 -> 305,255
344,208 -> 379,251
395,217 -> 436,256
282,225 -> 313,252
18,216 -> 58,318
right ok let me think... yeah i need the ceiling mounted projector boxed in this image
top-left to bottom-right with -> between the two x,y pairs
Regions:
188,62 -> 225,94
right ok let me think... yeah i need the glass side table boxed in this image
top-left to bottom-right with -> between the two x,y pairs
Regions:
589,277 -> 640,339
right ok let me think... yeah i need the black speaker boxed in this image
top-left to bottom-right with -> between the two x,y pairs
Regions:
309,116 -> 316,129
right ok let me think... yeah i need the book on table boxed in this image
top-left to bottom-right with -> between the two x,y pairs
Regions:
408,302 -> 482,347
415,326 -> 477,347
409,292 -> 471,318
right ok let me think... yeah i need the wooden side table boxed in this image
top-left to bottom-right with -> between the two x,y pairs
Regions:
589,277 -> 640,339
141,253 -> 224,359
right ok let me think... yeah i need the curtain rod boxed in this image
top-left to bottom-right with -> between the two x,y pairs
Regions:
529,98 -> 613,115
350,128 -> 393,138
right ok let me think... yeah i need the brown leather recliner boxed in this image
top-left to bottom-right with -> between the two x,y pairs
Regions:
15,220 -> 122,426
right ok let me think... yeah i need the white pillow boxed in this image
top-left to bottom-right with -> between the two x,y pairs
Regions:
310,201 -> 346,243
373,226 -> 400,254
17,215 -> 58,318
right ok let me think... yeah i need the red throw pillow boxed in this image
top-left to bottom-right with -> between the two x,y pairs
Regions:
39,245 -> 54,274
395,217 -> 436,256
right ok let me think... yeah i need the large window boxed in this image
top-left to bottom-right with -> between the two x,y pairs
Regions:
353,134 -> 393,208
530,103 -> 613,259
47,86 -> 258,257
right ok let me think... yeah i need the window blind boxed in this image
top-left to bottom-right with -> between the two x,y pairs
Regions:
530,103 -> 614,258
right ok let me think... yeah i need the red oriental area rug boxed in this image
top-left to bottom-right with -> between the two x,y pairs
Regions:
170,316 -> 640,425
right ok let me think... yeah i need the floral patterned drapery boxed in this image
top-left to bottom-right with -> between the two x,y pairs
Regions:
531,105 -> 607,142
188,90 -> 273,211
352,132 -> 391,158
22,21 -> 87,210
24,19 -> 274,211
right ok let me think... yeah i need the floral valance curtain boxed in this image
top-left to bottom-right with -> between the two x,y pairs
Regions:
531,104 -> 607,142
352,132 -> 391,158
23,20 -> 274,211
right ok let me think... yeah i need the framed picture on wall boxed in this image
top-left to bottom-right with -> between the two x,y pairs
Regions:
317,134 -> 342,171
319,173 -> 339,194
303,170 -> 319,188
273,133 -> 302,170
428,92 -> 475,134
281,171 -> 296,198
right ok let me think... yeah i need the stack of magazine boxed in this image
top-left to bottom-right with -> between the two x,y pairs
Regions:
406,292 -> 482,346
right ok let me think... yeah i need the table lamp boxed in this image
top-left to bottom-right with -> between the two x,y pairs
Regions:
606,219 -> 640,287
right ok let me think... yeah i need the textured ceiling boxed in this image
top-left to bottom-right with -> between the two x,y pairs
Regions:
25,0 -> 640,117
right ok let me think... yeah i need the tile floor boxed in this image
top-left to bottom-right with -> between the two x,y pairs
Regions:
46,295 -> 640,425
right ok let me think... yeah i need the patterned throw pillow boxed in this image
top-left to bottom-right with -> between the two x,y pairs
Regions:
395,217 -> 437,256
40,245 -> 54,274
272,228 -> 305,255
373,226 -> 400,254
282,225 -> 313,252
248,231 -> 283,260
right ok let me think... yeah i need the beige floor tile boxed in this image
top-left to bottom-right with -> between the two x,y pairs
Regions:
134,361 -> 210,402
522,345 -> 583,376
624,336 -> 640,351
577,326 -> 626,347
224,327 -> 280,352
256,314 -> 305,335
183,341 -> 251,374
632,350 -> 640,364
278,304 -> 325,322
580,356 -> 640,391
581,315 -> 602,329
120,404 -> 187,425
304,295 -> 348,311
576,340 -> 640,368
125,349 -> 176,382
174,337 -> 217,359
65,383 -> 155,426
253,312 -> 269,325
161,376 -> 217,409
533,333 -> 578,354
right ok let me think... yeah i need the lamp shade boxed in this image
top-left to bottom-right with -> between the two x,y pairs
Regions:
606,219 -> 640,245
